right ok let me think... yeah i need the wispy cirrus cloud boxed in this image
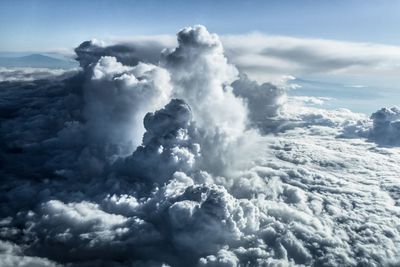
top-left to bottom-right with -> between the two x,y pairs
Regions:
221,33 -> 400,83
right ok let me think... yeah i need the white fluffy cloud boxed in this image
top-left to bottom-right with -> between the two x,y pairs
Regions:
84,56 -> 173,155
0,25 -> 399,267
162,25 -> 247,139
232,74 -> 286,124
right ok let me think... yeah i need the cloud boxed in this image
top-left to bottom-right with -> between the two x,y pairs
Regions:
0,241 -> 58,267
160,25 -> 263,176
74,37 -> 173,68
232,73 -> 286,124
116,99 -> 200,184
221,33 -> 400,83
368,107 -> 400,146
77,32 -> 400,86
83,56 -> 173,156
162,25 -> 247,139
289,96 -> 332,106
0,25 -> 399,267
0,67 -> 77,82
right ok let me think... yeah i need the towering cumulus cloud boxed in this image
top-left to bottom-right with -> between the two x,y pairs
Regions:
0,25 -> 400,267
161,25 -> 261,176
162,26 -> 247,138
232,74 -> 286,127
84,56 -> 172,156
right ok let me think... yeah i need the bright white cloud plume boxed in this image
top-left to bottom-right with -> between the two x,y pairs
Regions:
0,25 -> 399,267
162,25 -> 247,139
84,56 -> 173,155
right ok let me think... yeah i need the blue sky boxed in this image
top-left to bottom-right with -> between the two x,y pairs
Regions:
1,0 -> 400,51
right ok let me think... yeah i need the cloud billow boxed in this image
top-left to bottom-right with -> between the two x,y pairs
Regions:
368,107 -> 400,145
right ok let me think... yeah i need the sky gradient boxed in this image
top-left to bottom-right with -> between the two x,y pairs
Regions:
1,0 -> 400,51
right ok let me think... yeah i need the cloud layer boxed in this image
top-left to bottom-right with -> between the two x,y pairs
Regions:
0,25 -> 399,267
81,32 -> 400,85
221,33 -> 400,84
0,67 -> 77,82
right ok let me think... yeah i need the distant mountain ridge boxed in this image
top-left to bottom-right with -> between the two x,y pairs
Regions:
0,54 -> 78,69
